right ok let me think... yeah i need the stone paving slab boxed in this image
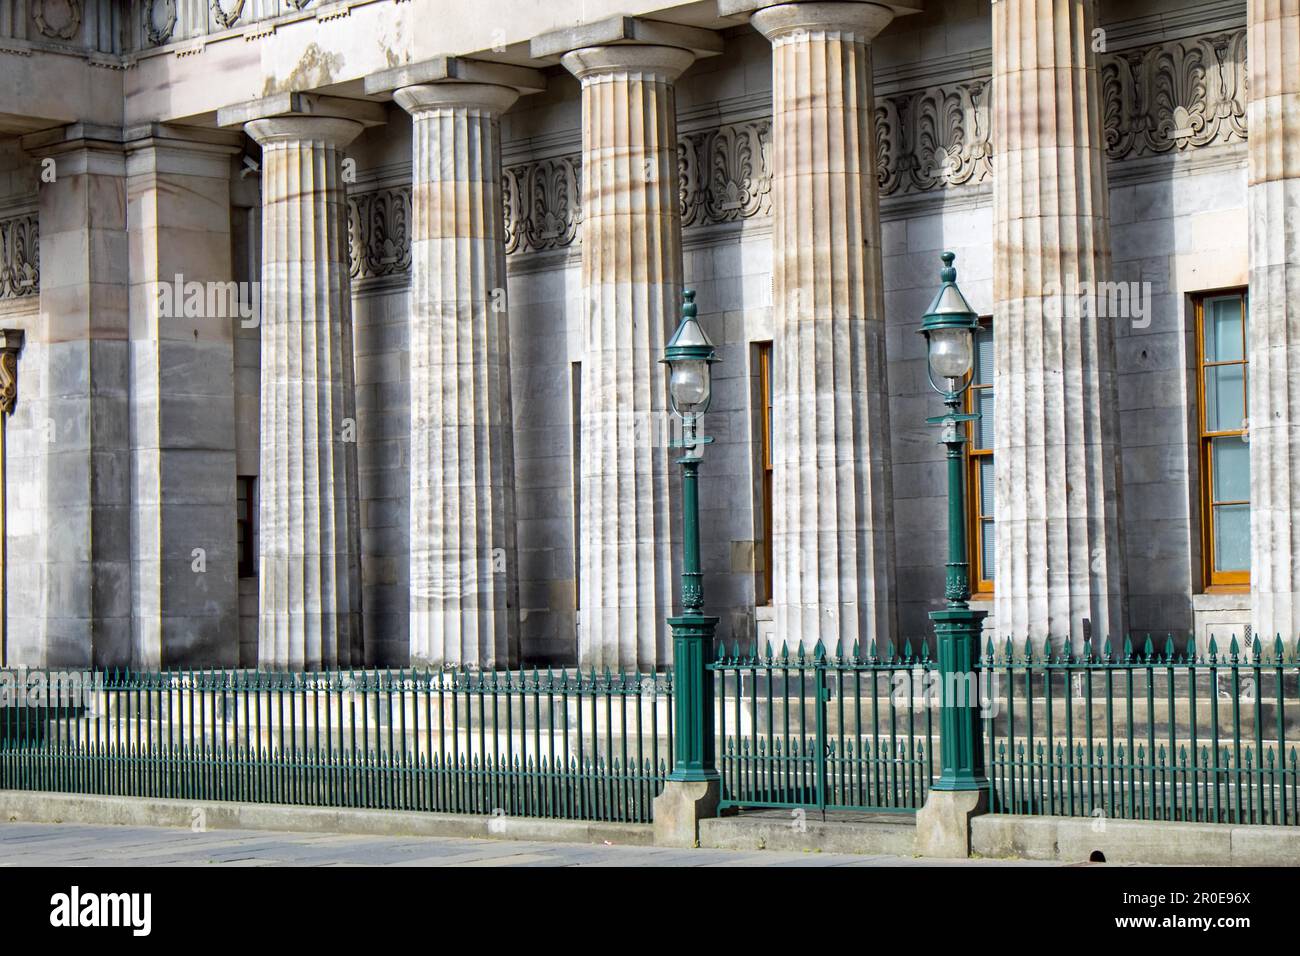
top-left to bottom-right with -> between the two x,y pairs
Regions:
0,821 -> 1069,867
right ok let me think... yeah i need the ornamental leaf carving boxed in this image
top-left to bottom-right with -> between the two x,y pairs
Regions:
1099,28 -> 1248,160
678,135 -> 702,226
874,79 -> 993,197
0,349 -> 18,416
679,120 -> 772,227
524,156 -> 582,251
1101,50 -> 1144,159
0,213 -> 39,300
496,155 -> 583,256
704,121 -> 772,222
347,187 -> 412,280
501,165 -> 523,255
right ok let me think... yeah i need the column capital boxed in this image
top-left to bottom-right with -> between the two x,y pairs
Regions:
393,82 -> 520,117
217,91 -> 385,147
750,1 -> 896,43
244,116 -> 365,149
365,56 -> 546,98
559,44 -> 697,83
531,14 -> 722,64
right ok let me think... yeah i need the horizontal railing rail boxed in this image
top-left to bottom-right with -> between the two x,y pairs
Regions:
983,635 -> 1300,827
0,667 -> 673,824
709,640 -> 937,814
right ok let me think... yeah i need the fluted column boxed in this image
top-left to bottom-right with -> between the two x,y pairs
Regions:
394,82 -> 520,668
246,116 -> 364,670
752,2 -> 898,651
561,45 -> 694,670
1249,0 -> 1300,641
992,0 -> 1126,642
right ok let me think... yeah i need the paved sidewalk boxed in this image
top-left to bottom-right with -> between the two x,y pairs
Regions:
0,822 -> 1065,867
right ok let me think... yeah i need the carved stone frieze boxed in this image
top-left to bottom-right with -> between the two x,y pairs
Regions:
0,213 -> 38,300
347,185 -> 411,280
502,154 -> 582,255
1101,28 -> 1248,160
344,27 -> 1250,278
678,118 -> 772,226
876,79 -> 993,197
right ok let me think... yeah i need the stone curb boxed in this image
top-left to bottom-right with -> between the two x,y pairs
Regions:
970,813 -> 1300,866
0,790 -> 654,847
699,814 -> 917,856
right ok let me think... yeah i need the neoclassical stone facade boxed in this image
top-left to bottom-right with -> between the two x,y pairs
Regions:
0,0 -> 1286,670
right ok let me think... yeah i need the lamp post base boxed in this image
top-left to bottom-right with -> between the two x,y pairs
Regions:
929,606 -> 989,792
916,788 -> 987,858
666,612 -> 718,782
653,777 -> 721,848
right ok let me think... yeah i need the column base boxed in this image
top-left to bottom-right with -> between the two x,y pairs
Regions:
915,788 -> 987,858
652,778 -> 720,848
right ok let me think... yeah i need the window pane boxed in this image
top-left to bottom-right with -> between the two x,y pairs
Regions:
974,326 -> 994,386
979,455 -> 995,516
981,518 -> 995,580
1204,296 -> 1244,362
1213,503 -> 1250,572
975,389 -> 994,449
1204,364 -> 1246,432
1211,436 -> 1250,502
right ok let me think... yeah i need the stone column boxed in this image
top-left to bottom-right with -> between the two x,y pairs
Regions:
751,2 -> 898,651
22,125 -> 132,668
393,81 -> 521,668
991,0 -> 1126,642
125,125 -> 241,668
244,114 -> 365,670
1249,1 -> 1300,642
560,44 -> 694,671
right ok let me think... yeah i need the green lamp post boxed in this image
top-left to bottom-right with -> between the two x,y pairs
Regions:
661,289 -> 719,784
918,252 -> 988,792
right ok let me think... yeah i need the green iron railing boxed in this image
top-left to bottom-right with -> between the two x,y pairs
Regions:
6,633 -> 1297,831
0,667 -> 673,824
984,635 -> 1300,826
710,640 -> 937,814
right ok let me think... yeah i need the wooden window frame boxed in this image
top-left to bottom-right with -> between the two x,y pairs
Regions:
757,342 -> 774,605
965,317 -> 994,597
1195,290 -> 1250,591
